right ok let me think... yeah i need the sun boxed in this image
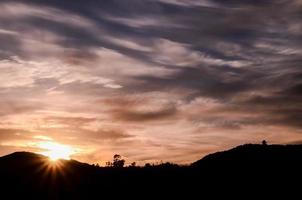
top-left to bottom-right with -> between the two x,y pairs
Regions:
39,142 -> 74,161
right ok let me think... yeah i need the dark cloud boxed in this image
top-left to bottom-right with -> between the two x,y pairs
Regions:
84,129 -> 134,141
102,96 -> 178,122
0,33 -> 22,59
212,0 -> 282,7
36,127 -> 134,143
112,105 -> 177,122
285,83 -> 302,96
131,67 -> 253,99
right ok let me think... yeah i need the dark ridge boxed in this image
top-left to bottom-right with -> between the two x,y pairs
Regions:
1,144 -> 302,199
0,151 -> 45,160
192,144 -> 302,166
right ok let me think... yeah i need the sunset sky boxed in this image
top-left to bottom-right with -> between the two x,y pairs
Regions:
0,0 -> 301,165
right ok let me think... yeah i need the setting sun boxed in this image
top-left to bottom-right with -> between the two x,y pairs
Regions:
39,142 -> 74,161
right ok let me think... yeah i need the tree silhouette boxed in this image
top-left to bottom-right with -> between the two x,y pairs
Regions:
130,162 -> 136,167
106,161 -> 112,167
262,140 -> 267,145
113,154 -> 125,168
144,163 -> 151,168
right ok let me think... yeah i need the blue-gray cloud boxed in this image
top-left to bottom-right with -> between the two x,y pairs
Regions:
0,0 -> 301,164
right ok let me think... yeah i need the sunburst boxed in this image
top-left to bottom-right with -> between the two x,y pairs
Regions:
39,142 -> 74,161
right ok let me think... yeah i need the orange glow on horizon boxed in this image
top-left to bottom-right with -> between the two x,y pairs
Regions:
39,142 -> 74,161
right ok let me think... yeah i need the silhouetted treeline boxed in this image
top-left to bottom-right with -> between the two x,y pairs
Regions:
1,143 -> 302,199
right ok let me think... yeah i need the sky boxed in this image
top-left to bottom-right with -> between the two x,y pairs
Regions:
0,0 -> 302,165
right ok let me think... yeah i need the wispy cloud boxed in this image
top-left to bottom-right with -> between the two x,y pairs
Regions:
0,0 -> 301,164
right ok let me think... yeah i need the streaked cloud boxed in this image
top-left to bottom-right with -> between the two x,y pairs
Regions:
0,0 -> 301,165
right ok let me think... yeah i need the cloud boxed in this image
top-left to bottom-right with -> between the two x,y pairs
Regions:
0,97 -> 44,117
32,135 -> 53,141
157,0 -> 218,7
42,116 -> 97,128
81,129 -> 134,141
0,128 -> 29,140
112,105 -> 177,122
101,93 -> 179,122
0,0 -> 302,164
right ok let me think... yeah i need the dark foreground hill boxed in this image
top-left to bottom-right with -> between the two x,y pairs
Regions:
193,143 -> 302,167
1,144 -> 302,199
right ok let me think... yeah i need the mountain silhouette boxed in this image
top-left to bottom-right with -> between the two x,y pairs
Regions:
193,143 -> 302,166
1,144 -> 302,199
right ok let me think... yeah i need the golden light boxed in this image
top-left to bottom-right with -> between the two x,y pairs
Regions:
39,142 -> 74,161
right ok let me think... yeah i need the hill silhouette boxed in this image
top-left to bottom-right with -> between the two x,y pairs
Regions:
1,144 -> 302,199
193,143 -> 302,166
